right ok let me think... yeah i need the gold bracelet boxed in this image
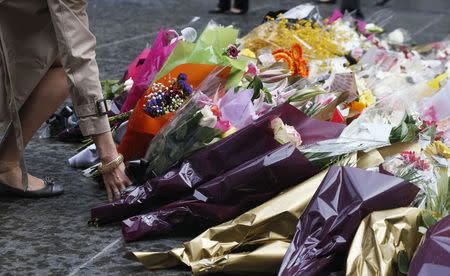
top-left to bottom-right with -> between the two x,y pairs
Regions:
98,154 -> 124,174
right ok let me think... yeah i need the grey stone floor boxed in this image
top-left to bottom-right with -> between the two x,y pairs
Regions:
0,0 -> 449,275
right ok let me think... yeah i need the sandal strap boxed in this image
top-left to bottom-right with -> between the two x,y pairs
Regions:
43,177 -> 56,186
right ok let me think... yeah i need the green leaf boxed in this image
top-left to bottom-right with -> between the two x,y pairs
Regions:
397,250 -> 409,274
175,122 -> 188,141
251,76 -> 263,101
298,101 -> 322,117
422,124 -> 437,141
389,114 -> 419,143
100,79 -> 124,100
422,210 -> 438,229
287,87 -> 326,103
405,114 -> 416,124
263,88 -> 273,104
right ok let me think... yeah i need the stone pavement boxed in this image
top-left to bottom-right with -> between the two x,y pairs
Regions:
0,0 -> 449,275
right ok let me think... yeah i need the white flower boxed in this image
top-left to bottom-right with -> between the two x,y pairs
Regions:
271,118 -> 302,148
387,29 -> 409,45
382,157 -> 406,175
124,78 -> 134,92
198,106 -> 217,128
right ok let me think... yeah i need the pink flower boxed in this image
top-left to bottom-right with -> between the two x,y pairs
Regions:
422,106 -> 438,123
414,159 -> 430,171
355,19 -> 368,35
215,119 -> 231,132
400,151 -> 430,171
351,48 -> 364,60
400,151 -> 418,164
245,62 -> 258,77
327,9 -> 343,25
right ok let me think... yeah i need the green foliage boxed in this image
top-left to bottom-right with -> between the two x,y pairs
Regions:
389,114 -> 420,144
422,210 -> 438,229
299,102 -> 322,117
397,250 -> 409,275
302,151 -> 352,170
248,76 -> 264,101
101,80 -> 126,100
145,104 -> 222,176
421,123 -> 437,142
287,87 -> 327,103
77,111 -> 132,153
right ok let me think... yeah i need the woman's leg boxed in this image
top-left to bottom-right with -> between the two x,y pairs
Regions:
230,0 -> 249,14
0,66 -> 69,190
209,0 -> 231,13
218,0 -> 231,10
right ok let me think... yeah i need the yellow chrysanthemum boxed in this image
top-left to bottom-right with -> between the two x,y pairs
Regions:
425,141 -> 450,159
358,90 -> 374,107
242,18 -> 346,61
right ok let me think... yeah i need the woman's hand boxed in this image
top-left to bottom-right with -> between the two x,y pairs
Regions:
102,162 -> 132,202
93,131 -> 132,201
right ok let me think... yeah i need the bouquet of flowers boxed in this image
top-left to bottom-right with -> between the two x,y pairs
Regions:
118,118 -> 353,241
118,22 -> 251,161
346,207 -> 424,276
91,103 -> 346,225
278,166 -> 419,275
121,141 -> 354,242
409,214 -> 450,275
121,28 -> 178,113
139,67 -> 232,177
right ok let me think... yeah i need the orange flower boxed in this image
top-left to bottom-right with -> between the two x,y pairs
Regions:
297,59 -> 309,78
349,101 -> 366,113
272,44 -> 309,78
210,105 -> 221,117
290,44 -> 303,60
273,50 -> 296,73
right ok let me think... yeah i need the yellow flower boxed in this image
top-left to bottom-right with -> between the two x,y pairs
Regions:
358,90 -> 374,107
425,141 -> 450,159
240,48 -> 256,59
241,19 -> 345,61
427,73 -> 448,91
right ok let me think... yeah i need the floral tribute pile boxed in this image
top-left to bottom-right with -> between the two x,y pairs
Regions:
61,4 -> 450,275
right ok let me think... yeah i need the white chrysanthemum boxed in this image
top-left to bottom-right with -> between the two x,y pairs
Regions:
198,106 -> 217,128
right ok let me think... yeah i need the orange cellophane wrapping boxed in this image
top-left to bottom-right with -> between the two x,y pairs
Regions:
118,64 -> 230,161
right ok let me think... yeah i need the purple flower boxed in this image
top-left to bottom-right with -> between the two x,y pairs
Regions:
144,73 -> 194,118
177,73 -> 187,81
227,44 -> 240,59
